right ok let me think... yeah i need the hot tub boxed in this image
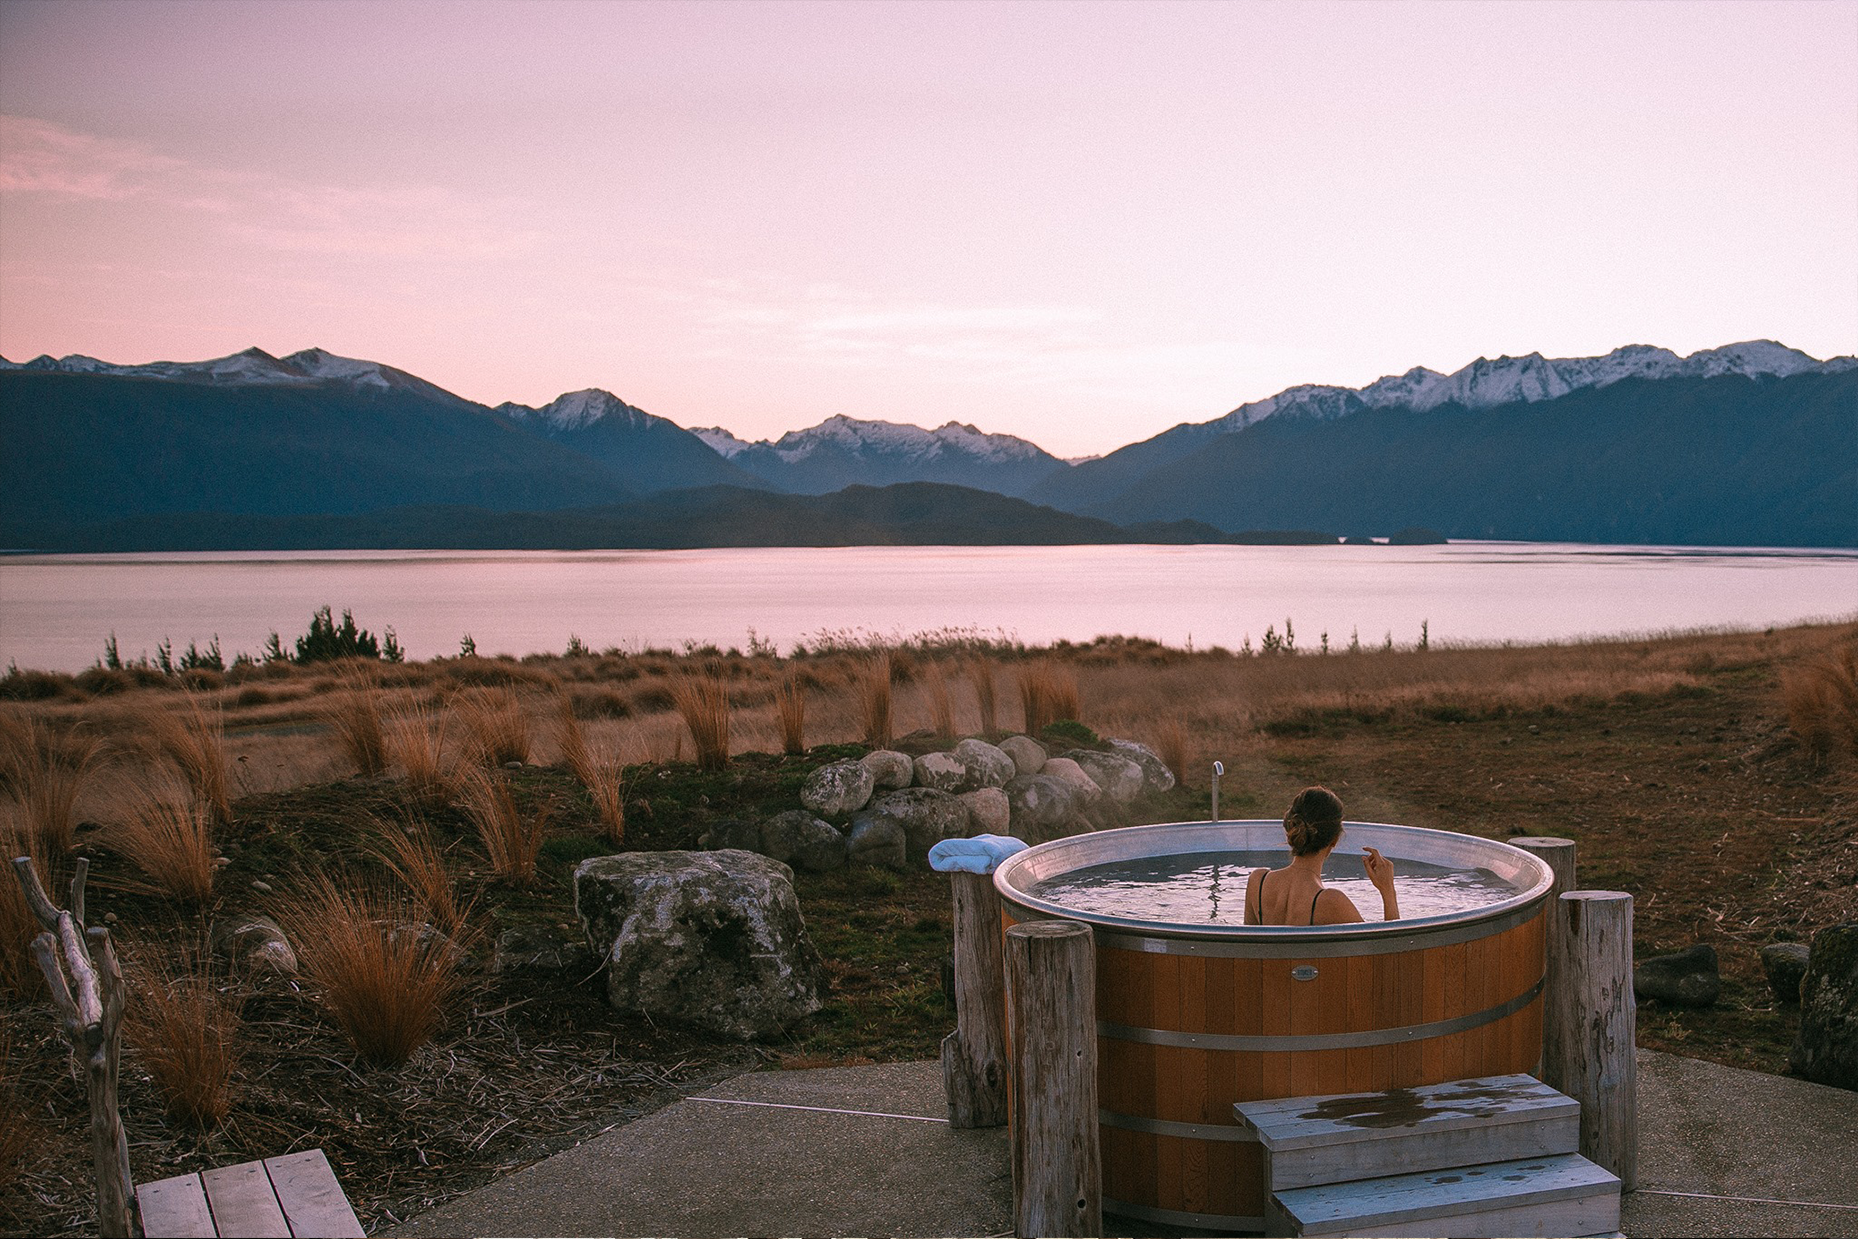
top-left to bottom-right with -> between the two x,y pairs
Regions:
992,820 -> 1555,1232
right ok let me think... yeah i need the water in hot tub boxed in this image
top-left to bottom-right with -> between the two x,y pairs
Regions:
1028,850 -> 1517,925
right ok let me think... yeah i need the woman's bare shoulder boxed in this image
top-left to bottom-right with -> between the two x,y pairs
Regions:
1313,887 -> 1365,925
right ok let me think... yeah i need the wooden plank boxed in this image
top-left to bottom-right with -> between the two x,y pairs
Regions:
1237,1073 -> 1573,1150
1273,1152 -> 1618,1234
136,1173 -> 216,1239
1296,1189 -> 1618,1237
1264,1111 -> 1578,1191
200,1161 -> 290,1239
263,1150 -> 364,1239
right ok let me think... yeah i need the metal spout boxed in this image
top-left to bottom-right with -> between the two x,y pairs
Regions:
1211,760 -> 1224,823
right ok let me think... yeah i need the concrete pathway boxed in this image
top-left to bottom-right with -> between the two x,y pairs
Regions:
387,1050 -> 1855,1238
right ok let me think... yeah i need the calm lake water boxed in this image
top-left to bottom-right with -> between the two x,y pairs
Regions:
1,542 -> 1853,673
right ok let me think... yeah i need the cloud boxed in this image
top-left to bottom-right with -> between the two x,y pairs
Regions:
0,114 -> 538,261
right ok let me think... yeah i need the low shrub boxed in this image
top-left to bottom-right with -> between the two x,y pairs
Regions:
278,873 -> 463,1068
124,961 -> 240,1130
0,667 -> 82,701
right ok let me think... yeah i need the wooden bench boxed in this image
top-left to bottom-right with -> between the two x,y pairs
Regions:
136,1148 -> 363,1238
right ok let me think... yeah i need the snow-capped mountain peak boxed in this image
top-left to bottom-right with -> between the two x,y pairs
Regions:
690,426 -> 751,457
523,388 -> 656,432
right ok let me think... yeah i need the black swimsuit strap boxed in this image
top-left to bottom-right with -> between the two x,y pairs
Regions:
1260,869 -> 1324,926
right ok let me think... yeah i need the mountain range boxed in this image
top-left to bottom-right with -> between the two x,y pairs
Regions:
2,340 -> 1852,549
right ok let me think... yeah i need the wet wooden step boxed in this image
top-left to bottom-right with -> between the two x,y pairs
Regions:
1235,1073 -> 1579,1190
1268,1151 -> 1621,1238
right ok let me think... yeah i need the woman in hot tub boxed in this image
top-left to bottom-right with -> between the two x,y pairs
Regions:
1244,786 -> 1400,925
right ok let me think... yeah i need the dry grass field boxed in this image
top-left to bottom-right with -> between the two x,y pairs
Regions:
1,618 -> 1854,1236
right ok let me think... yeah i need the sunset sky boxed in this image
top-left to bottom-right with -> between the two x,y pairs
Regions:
1,0 -> 1853,457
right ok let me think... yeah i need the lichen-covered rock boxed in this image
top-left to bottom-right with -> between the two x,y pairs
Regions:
1791,923 -> 1858,1090
790,817 -> 848,872
1004,773 -> 1080,843
912,750 -> 971,793
1040,757 -> 1102,804
952,738 -> 1016,789
958,787 -> 1011,836
210,914 -> 296,975
574,850 -> 824,1040
758,810 -> 824,864
1062,749 -> 1146,804
1634,943 -> 1720,1007
702,818 -> 760,851
847,814 -> 907,870
869,787 -> 970,860
1107,738 -> 1177,794
861,749 -> 915,790
800,759 -> 875,818
998,734 -> 1047,776
1761,941 -> 1811,1004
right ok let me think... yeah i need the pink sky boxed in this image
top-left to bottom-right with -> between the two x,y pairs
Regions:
1,0 -> 1853,457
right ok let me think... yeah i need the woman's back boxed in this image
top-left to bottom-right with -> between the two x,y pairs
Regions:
1244,865 -> 1361,926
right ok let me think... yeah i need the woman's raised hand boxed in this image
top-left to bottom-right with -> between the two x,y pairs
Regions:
1363,846 -> 1395,890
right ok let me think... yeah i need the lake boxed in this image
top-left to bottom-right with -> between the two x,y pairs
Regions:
1,542 -> 1854,673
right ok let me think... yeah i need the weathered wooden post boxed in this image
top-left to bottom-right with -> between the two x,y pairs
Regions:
1005,919 -> 1100,1239
1548,890 -> 1636,1189
13,856 -> 134,1238
940,871 -> 1009,1127
1510,836 -> 1577,1090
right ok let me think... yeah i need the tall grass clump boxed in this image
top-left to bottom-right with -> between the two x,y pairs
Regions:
145,694 -> 231,826
1782,642 -> 1858,767
384,702 -> 451,803
776,672 -> 807,756
0,812 -> 54,997
555,698 -> 627,844
124,961 -> 240,1130
455,767 -> 549,885
669,674 -> 731,771
1019,662 -> 1082,736
1153,719 -> 1189,784
925,664 -> 956,741
370,814 -> 473,941
104,786 -> 217,905
966,657 -> 998,735
456,686 -> 532,768
279,874 -> 462,1068
2,714 -> 103,852
321,674 -> 387,778
858,653 -> 893,749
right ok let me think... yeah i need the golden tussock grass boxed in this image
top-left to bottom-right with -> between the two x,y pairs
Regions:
454,767 -> 549,886
123,959 -> 241,1131
384,702 -> 452,803
1152,718 -> 1190,784
1781,641 -> 1858,766
104,784 -> 218,906
320,674 -> 388,778
966,658 -> 998,734
1,714 -> 104,853
857,653 -> 893,749
277,873 -> 463,1068
0,811 -> 55,997
924,664 -> 956,741
369,813 -> 475,942
776,673 -> 807,756
669,675 -> 731,771
455,687 -> 532,768
1018,661 -> 1082,736
555,697 -> 627,844
143,694 -> 231,826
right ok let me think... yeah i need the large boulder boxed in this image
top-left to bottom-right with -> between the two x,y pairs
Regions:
1061,749 -> 1146,804
912,750 -> 971,793
210,914 -> 296,975
1107,738 -> 1177,794
759,810 -> 847,872
998,734 -> 1047,776
860,749 -> 915,791
800,759 -> 875,818
1791,924 -> 1858,1089
958,787 -> 1011,836
951,738 -> 1016,789
868,787 -> 969,860
1040,758 -> 1102,805
1004,774 -> 1080,843
1761,942 -> 1811,1004
846,814 -> 907,870
1634,943 -> 1720,1007
575,850 -> 824,1040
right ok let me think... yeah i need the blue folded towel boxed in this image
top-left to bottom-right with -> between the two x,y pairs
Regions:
928,834 -> 1029,874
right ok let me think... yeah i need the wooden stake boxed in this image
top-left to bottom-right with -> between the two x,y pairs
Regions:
1005,919 -> 1100,1239
1510,836 -> 1576,1089
13,855 -> 134,1238
940,872 -> 1009,1128
1549,890 -> 1636,1189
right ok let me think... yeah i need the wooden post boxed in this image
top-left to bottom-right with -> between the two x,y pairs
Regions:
941,872 -> 1009,1127
1005,920 -> 1100,1239
1548,890 -> 1636,1190
1510,836 -> 1577,1091
13,856 -> 134,1238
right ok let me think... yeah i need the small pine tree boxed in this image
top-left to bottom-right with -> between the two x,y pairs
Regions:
459,633 -> 477,658
295,607 -> 380,663
1261,625 -> 1283,656
1349,627 -> 1361,654
383,627 -> 405,663
262,632 -> 288,663
1284,618 -> 1296,653
102,633 -> 123,670
1320,631 -> 1329,654
156,638 -> 174,675
1419,619 -> 1430,651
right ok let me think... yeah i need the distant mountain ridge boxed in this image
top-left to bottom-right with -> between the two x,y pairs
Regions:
690,414 -> 1068,497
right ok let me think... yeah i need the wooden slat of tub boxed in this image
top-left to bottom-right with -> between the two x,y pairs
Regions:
1261,958 -> 1293,1099
1421,938 -> 1448,1082
1344,955 -> 1375,1092
1440,940 -> 1470,1082
1176,957 -> 1211,1209
1393,948 -> 1426,1086
1370,948 -> 1397,1085
1286,957 -> 1322,1096
1470,929 -> 1502,1075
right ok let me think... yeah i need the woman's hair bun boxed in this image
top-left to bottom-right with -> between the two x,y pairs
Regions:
1284,786 -> 1344,856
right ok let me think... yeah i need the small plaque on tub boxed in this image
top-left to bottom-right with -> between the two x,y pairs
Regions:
1291,965 -> 1319,981
1142,939 -> 1167,953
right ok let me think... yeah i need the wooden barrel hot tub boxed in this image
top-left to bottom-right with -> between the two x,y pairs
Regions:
992,820 -> 1554,1232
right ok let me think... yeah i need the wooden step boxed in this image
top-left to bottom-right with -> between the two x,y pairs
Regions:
1268,1151 -> 1621,1238
1235,1073 -> 1579,1190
